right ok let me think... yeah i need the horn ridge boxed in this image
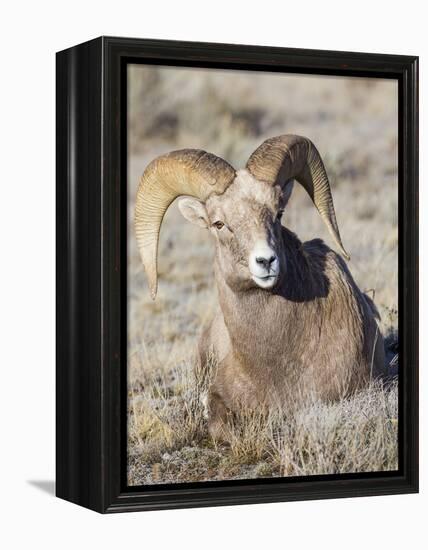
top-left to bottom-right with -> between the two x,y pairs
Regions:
135,149 -> 235,298
246,134 -> 349,260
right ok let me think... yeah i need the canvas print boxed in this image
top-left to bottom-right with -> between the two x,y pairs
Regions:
127,65 -> 398,486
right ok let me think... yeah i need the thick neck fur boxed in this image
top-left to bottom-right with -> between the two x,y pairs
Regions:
214,227 -> 364,379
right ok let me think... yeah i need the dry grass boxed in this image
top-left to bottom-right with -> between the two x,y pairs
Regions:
127,65 -> 399,485
128,352 -> 398,484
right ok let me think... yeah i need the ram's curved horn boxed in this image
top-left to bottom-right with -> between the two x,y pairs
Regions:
246,135 -> 349,260
135,149 -> 236,298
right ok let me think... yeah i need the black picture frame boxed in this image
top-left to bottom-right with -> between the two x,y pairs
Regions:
56,36 -> 419,513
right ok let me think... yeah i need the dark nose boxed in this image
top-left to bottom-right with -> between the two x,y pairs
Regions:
255,255 -> 277,269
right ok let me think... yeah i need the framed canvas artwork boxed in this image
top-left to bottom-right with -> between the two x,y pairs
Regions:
56,36 -> 418,512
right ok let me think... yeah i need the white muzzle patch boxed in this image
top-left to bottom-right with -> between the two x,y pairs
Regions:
249,241 -> 279,289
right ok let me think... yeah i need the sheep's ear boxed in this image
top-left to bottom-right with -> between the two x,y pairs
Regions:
178,197 -> 209,228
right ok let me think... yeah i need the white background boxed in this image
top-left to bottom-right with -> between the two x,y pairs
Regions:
0,1 -> 425,548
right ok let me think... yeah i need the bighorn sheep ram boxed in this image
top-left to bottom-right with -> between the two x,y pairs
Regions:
135,134 -> 385,440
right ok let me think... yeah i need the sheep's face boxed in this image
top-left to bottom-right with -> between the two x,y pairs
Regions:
178,169 -> 292,291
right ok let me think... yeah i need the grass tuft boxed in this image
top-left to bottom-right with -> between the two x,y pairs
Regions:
128,354 -> 398,485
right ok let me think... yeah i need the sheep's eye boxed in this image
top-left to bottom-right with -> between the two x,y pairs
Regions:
213,221 -> 224,230
277,210 -> 284,220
